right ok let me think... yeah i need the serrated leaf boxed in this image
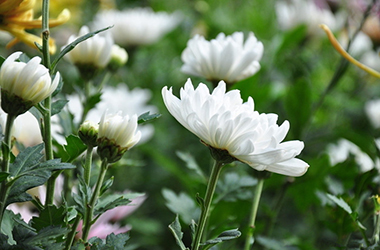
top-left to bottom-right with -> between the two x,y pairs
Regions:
168,215 -> 188,250
176,151 -> 206,181
138,112 -> 161,124
326,193 -> 352,214
19,225 -> 69,249
54,134 -> 87,163
72,176 -> 91,217
201,229 -> 241,250
30,205 -> 67,231
100,176 -> 114,196
94,193 -> 132,216
51,99 -> 69,116
1,209 -> 31,245
105,232 -> 130,248
162,188 -> 200,224
51,26 -> 112,70
6,145 -> 75,206
215,172 -> 257,202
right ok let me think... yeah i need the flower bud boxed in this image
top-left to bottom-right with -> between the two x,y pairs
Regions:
78,120 -> 99,147
97,111 -> 141,163
107,44 -> 128,72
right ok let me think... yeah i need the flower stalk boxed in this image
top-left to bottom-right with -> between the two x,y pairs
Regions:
82,159 -> 109,241
244,178 -> 264,250
0,113 -> 17,224
84,145 -> 94,186
192,160 -> 224,250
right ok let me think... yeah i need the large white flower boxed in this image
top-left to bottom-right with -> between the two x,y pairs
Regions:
92,7 -> 181,47
181,32 -> 264,84
63,26 -> 113,68
162,79 -> 309,177
0,51 -> 59,115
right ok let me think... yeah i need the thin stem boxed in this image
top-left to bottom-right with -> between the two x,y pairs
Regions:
244,178 -> 265,250
0,114 -> 16,224
84,146 -> 94,186
82,159 -> 108,241
65,214 -> 82,250
192,160 -> 224,250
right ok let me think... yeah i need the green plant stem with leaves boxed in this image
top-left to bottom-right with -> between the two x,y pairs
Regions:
0,114 -> 16,224
82,159 -> 109,241
192,160 -> 224,250
40,0 -> 58,206
244,178 -> 264,250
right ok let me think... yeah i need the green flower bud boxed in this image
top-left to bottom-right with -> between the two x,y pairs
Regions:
107,44 -> 128,72
78,120 -> 99,147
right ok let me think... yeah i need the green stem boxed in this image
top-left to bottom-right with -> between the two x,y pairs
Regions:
65,214 -> 82,250
373,213 -> 380,245
82,159 -> 108,241
84,146 -> 94,186
0,114 -> 16,224
192,160 -> 224,250
244,178 -> 264,250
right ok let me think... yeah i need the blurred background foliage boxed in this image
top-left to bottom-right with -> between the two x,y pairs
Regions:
3,0 -> 380,249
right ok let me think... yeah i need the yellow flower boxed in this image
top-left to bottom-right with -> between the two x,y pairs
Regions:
0,0 -> 70,54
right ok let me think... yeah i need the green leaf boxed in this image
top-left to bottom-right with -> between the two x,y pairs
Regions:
326,193 -> 352,214
94,193 -> 137,216
0,210 -> 31,245
215,172 -> 257,202
6,144 -> 75,206
168,215 -> 189,250
0,56 -> 5,67
54,135 -> 87,163
100,176 -> 114,196
176,151 -> 206,181
30,205 -> 67,231
162,188 -> 200,224
138,112 -> 161,124
88,232 -> 131,250
51,99 -> 69,116
51,26 -> 112,70
201,228 -> 241,250
83,93 -> 102,120
256,236 -> 289,250
72,176 -> 91,217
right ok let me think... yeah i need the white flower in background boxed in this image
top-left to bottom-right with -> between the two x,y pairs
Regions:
275,0 -> 338,35
0,52 -> 59,115
97,111 -> 141,163
13,112 -> 43,147
365,99 -> 380,129
327,139 -> 379,172
92,7 -> 181,47
162,79 -> 309,177
107,44 -> 128,71
181,32 -> 264,84
63,25 -> 113,69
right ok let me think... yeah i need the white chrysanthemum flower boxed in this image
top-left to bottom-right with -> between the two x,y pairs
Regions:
0,52 -> 59,115
92,7 -> 181,46
181,32 -> 264,84
162,79 -> 309,177
327,139 -> 378,172
365,99 -> 380,129
275,0 -> 338,35
97,111 -> 141,163
64,26 -> 113,69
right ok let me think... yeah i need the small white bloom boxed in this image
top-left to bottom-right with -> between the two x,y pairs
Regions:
0,52 -> 59,114
64,26 -> 113,68
365,99 -> 380,129
275,0 -> 338,35
327,139 -> 377,172
109,44 -> 128,66
162,79 -> 309,177
92,7 -> 181,46
181,32 -> 264,84
98,111 -> 141,150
